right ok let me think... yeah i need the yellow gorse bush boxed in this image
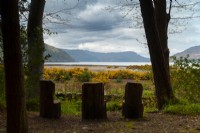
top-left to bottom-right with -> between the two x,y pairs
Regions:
126,65 -> 152,70
43,67 -> 70,81
68,67 -> 85,80
92,71 -> 110,84
107,70 -> 150,80
43,67 -> 151,82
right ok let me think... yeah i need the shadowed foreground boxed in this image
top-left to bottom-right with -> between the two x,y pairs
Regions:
1,111 -> 200,133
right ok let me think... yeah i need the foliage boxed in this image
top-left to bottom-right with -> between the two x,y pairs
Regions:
164,103 -> 200,115
107,70 -> 150,80
126,65 -> 152,71
171,56 -> 200,103
92,71 -> 110,84
43,67 -> 151,82
114,76 -> 122,83
143,90 -> 157,113
44,68 -> 71,81
61,100 -> 81,115
107,101 -> 122,111
77,69 -> 91,82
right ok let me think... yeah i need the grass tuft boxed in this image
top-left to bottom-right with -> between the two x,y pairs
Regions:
61,100 -> 81,115
164,103 -> 200,115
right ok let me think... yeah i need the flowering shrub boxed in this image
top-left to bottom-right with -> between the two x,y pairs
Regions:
92,72 -> 110,84
77,69 -> 91,82
43,67 -> 151,82
126,65 -> 152,71
107,70 -> 151,80
43,67 -> 71,81
68,67 -> 85,80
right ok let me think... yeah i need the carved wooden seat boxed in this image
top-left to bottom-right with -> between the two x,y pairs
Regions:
40,80 -> 61,118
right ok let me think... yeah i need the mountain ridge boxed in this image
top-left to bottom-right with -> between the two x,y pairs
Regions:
173,45 -> 200,59
63,49 -> 150,62
44,44 -> 75,62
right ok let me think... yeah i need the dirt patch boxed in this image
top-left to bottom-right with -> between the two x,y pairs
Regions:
1,111 -> 200,133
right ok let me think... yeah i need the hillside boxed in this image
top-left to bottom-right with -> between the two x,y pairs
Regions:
44,45 -> 75,62
173,45 -> 200,59
63,49 -> 150,62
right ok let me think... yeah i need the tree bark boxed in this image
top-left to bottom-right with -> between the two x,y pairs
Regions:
26,0 -> 46,100
82,82 -> 107,119
154,0 -> 170,72
0,0 -> 28,132
139,0 -> 174,109
40,80 -> 61,119
122,82 -> 143,118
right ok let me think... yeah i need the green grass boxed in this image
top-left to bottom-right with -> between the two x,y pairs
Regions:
107,101 -> 122,111
143,90 -> 154,97
61,100 -> 81,115
164,103 -> 200,115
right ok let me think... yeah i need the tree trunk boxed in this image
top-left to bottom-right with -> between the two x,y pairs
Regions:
0,0 -> 28,132
139,0 -> 174,109
154,0 -> 170,72
26,0 -> 46,100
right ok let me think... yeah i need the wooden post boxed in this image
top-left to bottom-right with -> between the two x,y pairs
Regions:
122,82 -> 144,119
40,80 -> 61,118
82,82 -> 106,119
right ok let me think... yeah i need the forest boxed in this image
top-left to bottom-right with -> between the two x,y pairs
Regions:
0,0 -> 200,132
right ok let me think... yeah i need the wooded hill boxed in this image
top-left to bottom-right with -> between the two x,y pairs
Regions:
45,44 -> 150,62
44,44 -> 75,62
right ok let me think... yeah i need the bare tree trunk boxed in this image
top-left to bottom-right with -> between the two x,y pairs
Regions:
139,0 -> 174,109
26,0 -> 46,100
154,0 -> 170,72
0,0 -> 28,132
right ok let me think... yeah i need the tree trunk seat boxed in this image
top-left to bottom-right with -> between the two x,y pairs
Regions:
122,82 -> 144,119
82,82 -> 107,120
40,80 -> 61,119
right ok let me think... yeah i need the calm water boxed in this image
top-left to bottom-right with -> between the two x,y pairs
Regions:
45,62 -> 151,66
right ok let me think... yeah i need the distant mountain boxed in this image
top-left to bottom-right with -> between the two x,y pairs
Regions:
63,49 -> 150,62
173,45 -> 200,59
44,44 -> 75,62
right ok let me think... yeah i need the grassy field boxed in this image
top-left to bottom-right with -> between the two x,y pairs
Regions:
1,61 -> 200,116
43,61 -> 200,116
1,59 -> 200,132
54,79 -> 157,115
42,65 -> 157,115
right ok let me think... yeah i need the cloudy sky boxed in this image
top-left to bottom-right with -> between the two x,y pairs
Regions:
44,0 -> 200,57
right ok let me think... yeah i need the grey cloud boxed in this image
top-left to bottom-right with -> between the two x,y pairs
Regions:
44,0 -> 132,32
44,0 -> 200,57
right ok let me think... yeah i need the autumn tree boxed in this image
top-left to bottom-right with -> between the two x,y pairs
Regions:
0,0 -> 28,132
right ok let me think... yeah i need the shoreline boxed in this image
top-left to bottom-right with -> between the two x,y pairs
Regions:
44,62 -> 151,67
44,64 -> 128,71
